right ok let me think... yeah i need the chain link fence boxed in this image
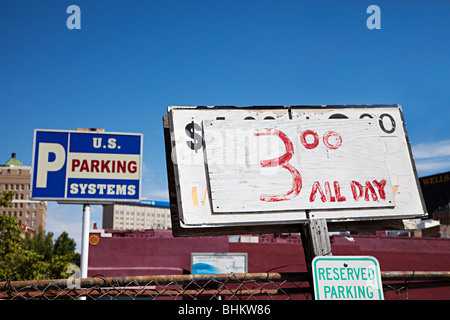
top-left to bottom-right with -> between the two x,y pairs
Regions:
1,271 -> 449,300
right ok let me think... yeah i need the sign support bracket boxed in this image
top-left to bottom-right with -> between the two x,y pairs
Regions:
300,217 -> 332,299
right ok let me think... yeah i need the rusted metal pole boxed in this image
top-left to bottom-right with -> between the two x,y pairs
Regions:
1,271 -> 449,297
0,272 -> 309,292
381,271 -> 450,281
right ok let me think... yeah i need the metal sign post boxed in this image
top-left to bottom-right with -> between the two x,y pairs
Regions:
80,204 -> 90,279
79,204 -> 90,300
300,218 -> 332,299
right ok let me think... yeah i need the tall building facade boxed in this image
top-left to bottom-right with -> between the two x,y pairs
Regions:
0,153 -> 47,232
103,200 -> 171,230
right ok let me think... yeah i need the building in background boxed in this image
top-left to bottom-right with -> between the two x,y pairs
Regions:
102,200 -> 171,230
88,229 -> 450,299
0,153 -> 47,233
419,171 -> 450,237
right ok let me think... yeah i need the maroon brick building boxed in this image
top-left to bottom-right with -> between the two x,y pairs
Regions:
88,229 -> 450,299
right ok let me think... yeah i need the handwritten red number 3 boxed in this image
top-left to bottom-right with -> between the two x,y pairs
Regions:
254,128 -> 302,202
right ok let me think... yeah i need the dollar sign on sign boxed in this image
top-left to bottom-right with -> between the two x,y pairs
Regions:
185,121 -> 202,151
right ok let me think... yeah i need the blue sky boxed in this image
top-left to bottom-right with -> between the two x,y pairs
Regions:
1,0 -> 449,250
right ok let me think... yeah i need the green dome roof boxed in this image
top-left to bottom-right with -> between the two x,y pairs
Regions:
4,153 -> 25,167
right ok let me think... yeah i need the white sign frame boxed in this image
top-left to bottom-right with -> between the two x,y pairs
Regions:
167,105 -> 426,228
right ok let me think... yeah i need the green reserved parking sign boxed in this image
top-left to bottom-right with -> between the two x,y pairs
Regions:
312,256 -> 384,300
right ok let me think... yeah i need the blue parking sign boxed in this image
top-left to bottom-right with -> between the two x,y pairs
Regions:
31,129 -> 142,203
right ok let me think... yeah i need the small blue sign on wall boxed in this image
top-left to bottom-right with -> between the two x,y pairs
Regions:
31,129 -> 143,203
191,253 -> 248,275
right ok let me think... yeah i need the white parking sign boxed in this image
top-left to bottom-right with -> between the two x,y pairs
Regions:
312,256 -> 384,300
